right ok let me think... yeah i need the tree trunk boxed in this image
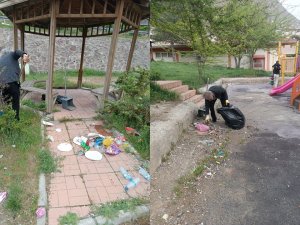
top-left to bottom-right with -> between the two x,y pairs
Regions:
249,54 -> 254,69
171,41 -> 176,62
234,57 -> 240,68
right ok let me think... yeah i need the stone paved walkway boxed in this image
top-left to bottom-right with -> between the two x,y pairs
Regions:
40,89 -> 149,225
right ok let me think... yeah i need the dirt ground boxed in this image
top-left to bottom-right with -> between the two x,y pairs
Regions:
151,83 -> 300,225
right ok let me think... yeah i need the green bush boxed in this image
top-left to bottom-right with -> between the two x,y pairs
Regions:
150,82 -> 179,104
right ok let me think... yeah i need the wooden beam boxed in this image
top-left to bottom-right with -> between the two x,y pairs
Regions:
13,8 -> 18,51
126,18 -> 140,72
101,0 -> 125,108
20,25 -> 26,82
57,13 -> 116,18
77,27 -> 87,88
15,14 -> 50,24
121,16 -> 138,28
46,0 -> 57,113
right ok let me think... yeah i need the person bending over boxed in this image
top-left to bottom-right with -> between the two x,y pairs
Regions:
203,85 -> 229,123
0,50 -> 30,120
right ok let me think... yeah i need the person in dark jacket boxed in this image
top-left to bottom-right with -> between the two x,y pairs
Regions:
272,60 -> 281,88
203,85 -> 229,123
0,50 -> 30,120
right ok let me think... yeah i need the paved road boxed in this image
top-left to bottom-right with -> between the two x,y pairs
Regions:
202,83 -> 300,225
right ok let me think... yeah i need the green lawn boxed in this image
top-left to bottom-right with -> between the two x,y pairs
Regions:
0,109 -> 42,224
26,69 -> 122,89
151,61 -> 270,88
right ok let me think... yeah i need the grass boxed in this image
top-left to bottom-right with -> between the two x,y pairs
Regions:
22,99 -> 46,111
0,108 -> 42,223
26,69 -> 122,89
151,61 -> 270,88
173,145 -> 229,197
150,82 -> 179,104
58,212 -> 79,225
91,198 -> 148,219
38,149 -> 57,174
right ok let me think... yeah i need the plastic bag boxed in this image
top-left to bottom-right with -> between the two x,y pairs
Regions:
217,105 -> 245,130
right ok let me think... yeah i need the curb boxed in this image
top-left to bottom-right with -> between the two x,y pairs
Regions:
78,205 -> 149,225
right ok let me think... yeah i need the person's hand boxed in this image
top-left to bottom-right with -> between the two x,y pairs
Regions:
23,54 -> 30,64
204,115 -> 210,124
225,100 -> 230,106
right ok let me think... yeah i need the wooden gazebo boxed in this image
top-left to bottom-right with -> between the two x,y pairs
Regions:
0,0 -> 149,113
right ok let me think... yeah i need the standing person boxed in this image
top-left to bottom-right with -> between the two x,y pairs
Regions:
0,50 -> 30,120
203,85 -> 229,123
272,60 -> 281,88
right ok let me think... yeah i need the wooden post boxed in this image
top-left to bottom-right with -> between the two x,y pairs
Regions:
126,23 -> 140,72
101,0 -> 125,108
13,8 -> 18,51
77,27 -> 87,88
20,26 -> 26,82
294,41 -> 299,74
46,0 -> 58,113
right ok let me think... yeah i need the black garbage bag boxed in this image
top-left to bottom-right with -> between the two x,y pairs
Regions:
217,105 -> 245,130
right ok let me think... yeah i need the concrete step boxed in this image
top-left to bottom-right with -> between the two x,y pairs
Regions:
170,85 -> 189,94
156,80 -> 182,90
185,94 -> 203,104
180,90 -> 196,101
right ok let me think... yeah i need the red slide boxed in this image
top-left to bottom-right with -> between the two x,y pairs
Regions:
269,73 -> 300,96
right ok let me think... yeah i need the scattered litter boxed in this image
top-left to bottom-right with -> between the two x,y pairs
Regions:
125,127 -> 140,136
139,167 -> 151,181
0,155 -> 3,159
105,144 -> 121,155
162,214 -> 169,221
77,150 -> 85,156
73,136 -> 82,146
36,207 -> 46,218
57,143 -> 73,152
47,135 -> 54,142
0,192 -> 7,203
194,123 -> 209,132
216,150 -> 225,158
42,121 -> 54,126
125,177 -> 140,191
12,145 -> 16,148
85,151 -> 103,161
120,167 -> 133,180
205,172 -> 213,179
103,137 -> 114,147
3,167 -> 7,170
55,128 -> 62,132
198,140 -> 214,146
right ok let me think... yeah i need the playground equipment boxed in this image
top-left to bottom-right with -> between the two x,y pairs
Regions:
277,40 -> 299,85
290,74 -> 300,111
270,73 -> 300,96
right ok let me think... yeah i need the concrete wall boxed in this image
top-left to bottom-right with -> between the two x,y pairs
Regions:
0,28 -> 150,73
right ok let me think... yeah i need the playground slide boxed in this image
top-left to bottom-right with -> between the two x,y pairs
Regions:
269,73 -> 300,96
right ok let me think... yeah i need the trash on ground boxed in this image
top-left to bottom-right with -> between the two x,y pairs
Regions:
57,143 -> 73,152
198,140 -> 214,145
216,149 -> 225,157
125,177 -> 140,191
36,207 -> 46,218
205,172 -> 213,179
105,144 -> 121,155
125,127 -> 140,136
103,136 -> 114,147
55,128 -> 62,132
47,135 -> 54,142
0,155 -> 3,159
42,121 -> 54,126
194,123 -> 209,132
162,214 -> 169,221
12,145 -> 16,148
85,151 -> 103,161
0,192 -> 7,203
139,167 -> 151,181
120,167 -> 133,180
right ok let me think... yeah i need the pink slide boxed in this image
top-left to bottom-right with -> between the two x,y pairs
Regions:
269,73 -> 300,96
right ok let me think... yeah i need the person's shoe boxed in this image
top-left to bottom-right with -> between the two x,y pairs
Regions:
212,119 -> 217,123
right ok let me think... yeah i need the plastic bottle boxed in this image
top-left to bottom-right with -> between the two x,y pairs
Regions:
120,167 -> 132,180
124,177 -> 140,192
80,140 -> 90,151
139,167 -> 151,181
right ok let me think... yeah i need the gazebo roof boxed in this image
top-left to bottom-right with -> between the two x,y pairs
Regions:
0,0 -> 149,37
